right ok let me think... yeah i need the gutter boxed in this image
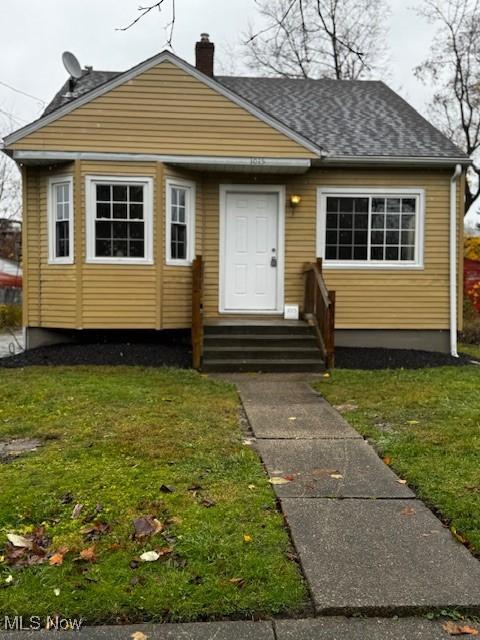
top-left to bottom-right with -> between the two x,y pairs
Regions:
450,164 -> 463,357
314,155 -> 471,167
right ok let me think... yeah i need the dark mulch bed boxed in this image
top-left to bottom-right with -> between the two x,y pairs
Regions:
335,346 -> 476,370
0,341 -> 190,369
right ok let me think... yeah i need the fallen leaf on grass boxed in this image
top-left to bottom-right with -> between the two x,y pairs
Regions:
49,553 -> 64,566
81,522 -> 110,541
200,498 -> 216,508
53,588 -> 60,597
131,632 -> 149,640
322,372 -> 331,378
383,456 -> 392,465
400,506 -> 416,517
442,621 -> 479,635
334,403 -> 358,414
5,575 -> 13,584
7,533 -> 32,549
79,547 -> 96,562
159,485 -> 174,494
71,503 -> 84,519
166,516 -> 182,526
228,577 -> 246,588
133,517 -> 163,540
140,551 -> 159,562
395,479 -> 408,485
243,534 -> 253,543
269,477 -> 291,485
407,420 -> 419,425
451,527 -> 468,544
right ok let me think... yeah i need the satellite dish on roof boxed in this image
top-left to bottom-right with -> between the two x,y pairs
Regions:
62,51 -> 83,79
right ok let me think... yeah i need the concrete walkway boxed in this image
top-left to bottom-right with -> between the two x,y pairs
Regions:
233,373 -> 480,617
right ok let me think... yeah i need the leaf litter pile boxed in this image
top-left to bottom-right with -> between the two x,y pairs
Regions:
0,367 -> 307,623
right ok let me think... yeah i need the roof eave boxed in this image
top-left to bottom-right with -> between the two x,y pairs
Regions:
316,155 -> 472,167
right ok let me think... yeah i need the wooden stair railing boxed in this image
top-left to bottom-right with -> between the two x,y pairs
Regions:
191,255 -> 204,370
303,258 -> 336,369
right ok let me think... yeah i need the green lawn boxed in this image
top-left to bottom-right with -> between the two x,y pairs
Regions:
314,362 -> 480,555
0,367 -> 307,623
459,342 -> 480,360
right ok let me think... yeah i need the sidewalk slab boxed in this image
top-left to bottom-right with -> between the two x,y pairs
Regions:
275,617 -> 476,639
256,439 -> 414,498
235,379 -> 360,439
282,498 -> 480,615
0,621 -> 275,639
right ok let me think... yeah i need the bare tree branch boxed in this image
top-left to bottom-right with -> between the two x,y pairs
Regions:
244,0 -> 390,80
415,0 -> 480,214
118,0 -> 176,45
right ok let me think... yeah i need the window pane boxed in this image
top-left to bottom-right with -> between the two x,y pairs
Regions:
371,246 -> 384,260
401,214 -> 415,230
172,188 -> 178,206
129,222 -> 144,240
338,246 -> 352,260
386,214 -> 400,229
326,230 -> 337,245
97,203 -> 111,219
96,239 -> 112,257
355,214 -> 368,229
129,240 -> 145,258
326,197 -> 339,213
56,202 -> 64,221
113,185 -> 127,201
386,231 -> 399,245
354,230 -> 367,244
326,213 -> 338,229
353,198 -> 368,213
387,198 -> 401,212
113,203 -> 128,219
96,184 -> 111,201
171,205 -> 179,223
401,229 -> 415,245
401,246 -> 415,261
339,230 -> 352,244
178,189 -> 186,208
371,230 -> 384,244
130,203 -> 143,219
372,198 -> 385,212
55,221 -> 69,258
385,246 -> 399,260
353,246 -> 367,260
402,198 -> 416,213
113,240 -> 128,257
129,185 -> 143,203
112,221 -> 128,238
339,198 -> 353,213
339,213 -> 353,229
96,221 -> 111,239
371,214 -> 385,229
171,223 -> 187,260
325,245 -> 337,260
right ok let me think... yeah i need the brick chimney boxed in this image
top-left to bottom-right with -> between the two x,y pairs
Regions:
195,33 -> 214,77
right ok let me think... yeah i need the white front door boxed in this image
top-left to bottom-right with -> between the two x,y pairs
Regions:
223,191 -> 279,311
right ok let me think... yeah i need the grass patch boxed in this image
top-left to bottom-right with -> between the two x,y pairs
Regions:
0,367 -> 307,623
459,342 -> 480,360
314,364 -> 480,555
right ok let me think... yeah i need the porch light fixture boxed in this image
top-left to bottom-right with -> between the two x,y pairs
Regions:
289,194 -> 302,212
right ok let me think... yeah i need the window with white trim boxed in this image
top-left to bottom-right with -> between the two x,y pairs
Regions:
317,189 -> 424,268
48,176 -> 74,264
86,176 -> 153,264
166,179 -> 195,265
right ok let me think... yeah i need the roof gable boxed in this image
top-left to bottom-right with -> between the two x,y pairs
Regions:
3,51 -> 321,156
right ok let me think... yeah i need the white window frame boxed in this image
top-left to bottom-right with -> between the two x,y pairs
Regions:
317,187 -> 425,270
85,175 -> 154,265
48,175 -> 74,265
165,178 -> 196,266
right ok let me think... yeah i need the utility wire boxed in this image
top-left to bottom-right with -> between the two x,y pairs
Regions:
0,107 -> 27,127
0,80 -> 45,105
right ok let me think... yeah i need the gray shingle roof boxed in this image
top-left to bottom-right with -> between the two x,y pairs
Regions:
217,76 -> 466,159
41,68 -> 467,160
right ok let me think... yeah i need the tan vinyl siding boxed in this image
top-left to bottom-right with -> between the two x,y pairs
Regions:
202,168 -> 455,330
11,62 -> 313,159
23,164 -> 459,333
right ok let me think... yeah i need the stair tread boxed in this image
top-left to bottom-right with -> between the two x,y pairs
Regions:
204,346 -> 319,352
204,358 -> 324,364
205,334 -> 315,340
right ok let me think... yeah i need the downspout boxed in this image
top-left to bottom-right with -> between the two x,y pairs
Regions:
450,164 -> 462,357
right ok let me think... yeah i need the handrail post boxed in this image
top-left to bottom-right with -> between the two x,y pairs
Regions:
326,290 -> 336,369
302,261 -> 336,369
191,255 -> 204,370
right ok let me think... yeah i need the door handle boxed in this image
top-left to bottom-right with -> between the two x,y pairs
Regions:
270,256 -> 278,267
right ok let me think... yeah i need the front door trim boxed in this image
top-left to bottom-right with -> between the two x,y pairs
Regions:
219,184 -> 285,314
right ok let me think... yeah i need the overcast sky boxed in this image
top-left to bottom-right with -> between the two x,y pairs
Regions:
0,0 -> 437,128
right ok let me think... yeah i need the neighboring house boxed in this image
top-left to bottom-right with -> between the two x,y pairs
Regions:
0,35 -> 469,368
0,257 -> 22,304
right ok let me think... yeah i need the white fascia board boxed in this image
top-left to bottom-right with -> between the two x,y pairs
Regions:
3,51 -> 322,157
317,155 -> 471,167
12,150 -> 311,169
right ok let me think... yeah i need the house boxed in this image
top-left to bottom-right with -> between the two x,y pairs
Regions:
0,35 -> 469,370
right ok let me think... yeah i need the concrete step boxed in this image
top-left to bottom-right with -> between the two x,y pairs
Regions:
202,358 -> 325,373
203,346 -> 321,360
204,323 -> 313,336
204,334 -> 318,348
